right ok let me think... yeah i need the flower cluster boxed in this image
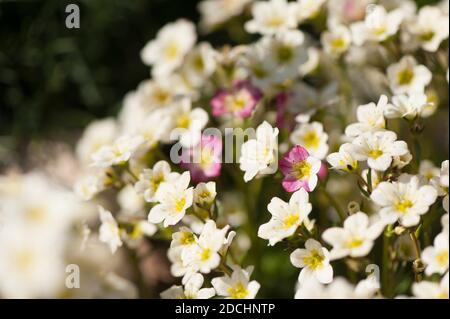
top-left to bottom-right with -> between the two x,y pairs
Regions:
1,0 -> 447,299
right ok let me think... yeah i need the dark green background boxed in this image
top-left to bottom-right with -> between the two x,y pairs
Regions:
0,0 -> 440,161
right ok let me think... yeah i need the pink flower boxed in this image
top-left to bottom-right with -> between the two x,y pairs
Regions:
280,145 -> 322,193
211,81 -> 262,118
180,134 -> 222,182
275,92 -> 296,131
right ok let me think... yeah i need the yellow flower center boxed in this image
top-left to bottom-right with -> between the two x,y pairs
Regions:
227,282 -> 249,299
225,91 -> 250,111
266,16 -> 285,28
436,250 -> 449,267
164,43 -> 180,60
346,237 -> 364,249
420,31 -> 435,42
374,26 -> 387,36
368,149 -> 383,159
283,213 -> 300,229
26,206 -> 46,222
331,38 -> 346,50
175,197 -> 187,213
14,249 -> 35,272
200,248 -> 211,261
154,89 -> 171,104
303,131 -> 320,149
177,114 -> 191,129
180,232 -> 195,245
194,55 -> 205,71
397,68 -> 414,85
303,250 -> 325,270
277,45 -> 294,63
292,160 -> 311,180
395,199 -> 413,213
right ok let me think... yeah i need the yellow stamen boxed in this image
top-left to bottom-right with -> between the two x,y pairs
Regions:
303,250 -> 325,270
227,282 -> 249,299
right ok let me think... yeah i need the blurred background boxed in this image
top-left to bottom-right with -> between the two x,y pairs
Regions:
0,0 -> 441,171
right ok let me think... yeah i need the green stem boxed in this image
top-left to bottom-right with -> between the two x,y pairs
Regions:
321,187 -> 347,223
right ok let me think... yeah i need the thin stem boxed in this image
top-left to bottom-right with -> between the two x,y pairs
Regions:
409,229 -> 421,260
321,187 -> 347,223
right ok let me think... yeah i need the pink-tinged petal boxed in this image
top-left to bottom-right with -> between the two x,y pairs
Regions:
317,162 -> 328,180
282,178 -> 310,193
290,145 -> 310,161
210,91 -> 228,116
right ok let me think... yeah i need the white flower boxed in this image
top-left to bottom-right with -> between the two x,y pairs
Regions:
245,0 -> 298,35
322,212 -> 386,260
261,30 -> 308,81
161,273 -> 215,299
412,272 -> 449,299
387,56 -> 432,94
91,135 -> 144,168
351,5 -> 404,45
291,121 -> 329,160
290,239 -> 333,284
135,161 -> 180,203
182,220 -> 230,273
407,6 -> 449,52
76,118 -> 117,165
295,277 -> 379,299
194,182 -> 217,208
370,175 -> 438,227
419,160 -> 441,182
98,206 -> 123,254
140,19 -> 196,78
199,0 -> 252,32
296,0 -> 326,22
384,93 -> 430,120
321,24 -> 352,57
348,130 -> 408,171
74,175 -> 102,201
117,184 -> 145,215
239,121 -> 279,182
422,232 -> 449,276
211,266 -> 260,299
136,110 -> 172,149
345,95 -> 387,137
148,172 -> 194,227
258,189 -> 312,246
182,42 -> 217,87
168,98 -> 209,147
326,143 -> 359,172
434,160 -> 449,213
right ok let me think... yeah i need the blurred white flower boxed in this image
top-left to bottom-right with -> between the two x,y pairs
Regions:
182,42 -> 218,87
291,121 -> 329,160
422,232 -> 449,276
91,135 -> 144,168
199,0 -> 253,32
351,5 -> 404,45
387,55 -> 432,94
167,98 -> 209,147
345,95 -> 388,138
322,24 -> 352,57
194,182 -> 217,208
98,206 -> 123,254
407,6 -> 449,52
296,0 -> 326,22
211,266 -> 260,299
161,273 -> 215,299
140,19 -> 197,78
245,0 -> 298,35
76,118 -> 117,165
412,272 -> 448,299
